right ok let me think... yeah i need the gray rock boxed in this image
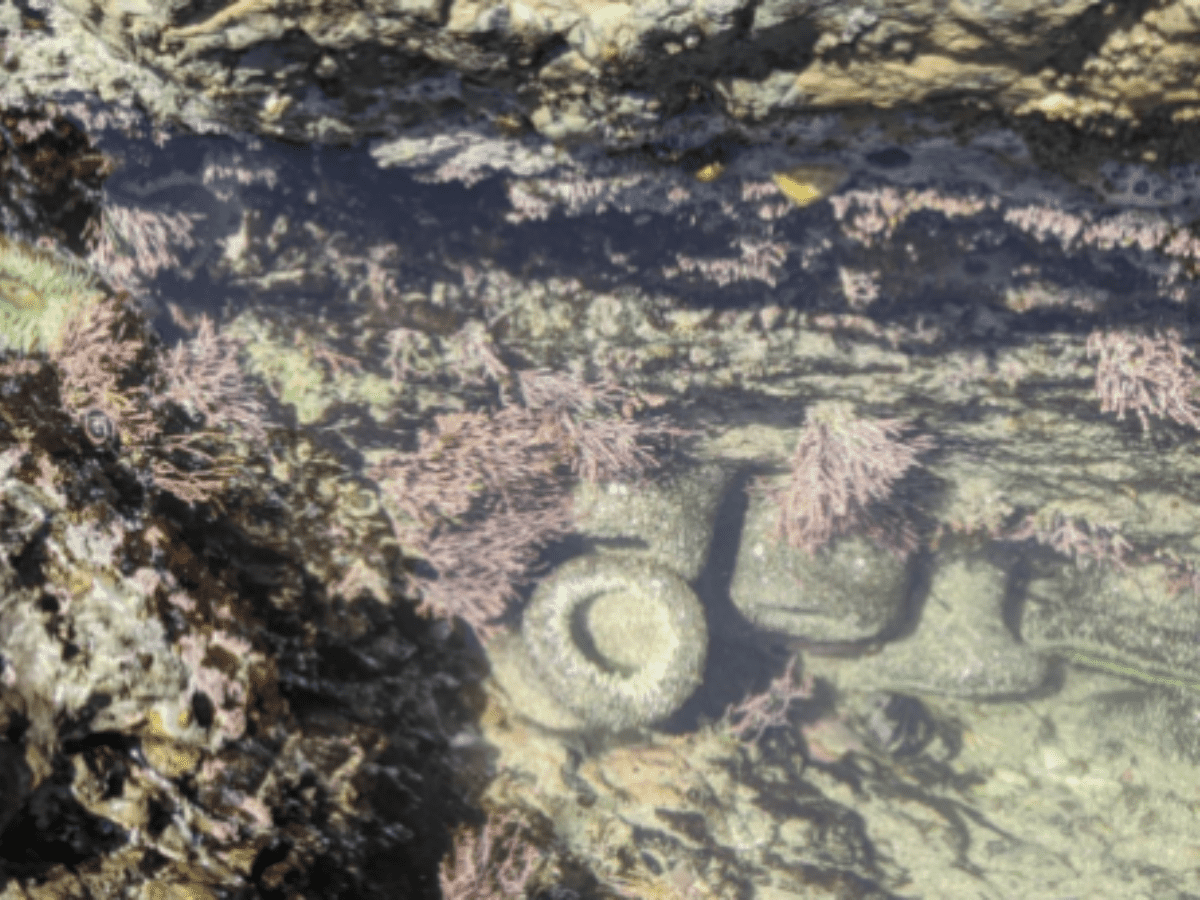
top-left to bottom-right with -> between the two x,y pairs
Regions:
812,554 -> 1049,698
1023,561 -> 1200,691
730,490 -> 910,643
571,463 -> 730,580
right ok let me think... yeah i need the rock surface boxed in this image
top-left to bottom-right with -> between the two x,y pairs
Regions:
0,234 -> 477,898
731,513 -> 912,644
5,1 -> 1200,897
7,0 -> 1200,148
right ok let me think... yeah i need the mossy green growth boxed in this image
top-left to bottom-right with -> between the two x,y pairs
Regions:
228,312 -> 401,426
0,238 -> 105,353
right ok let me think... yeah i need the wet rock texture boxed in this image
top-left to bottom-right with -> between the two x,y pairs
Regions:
6,0 -> 1200,143
481,668 -> 1200,899
0,265 -> 477,896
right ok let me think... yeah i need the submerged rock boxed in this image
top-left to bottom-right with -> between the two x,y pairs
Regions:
571,463 -> 730,581
731,502 -> 911,644
809,553 -> 1051,698
1024,559 -> 1200,690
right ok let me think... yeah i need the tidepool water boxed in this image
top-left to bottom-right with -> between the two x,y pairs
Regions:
23,102 -> 1200,898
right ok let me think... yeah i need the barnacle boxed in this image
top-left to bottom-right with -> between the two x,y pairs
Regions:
82,408 -> 117,445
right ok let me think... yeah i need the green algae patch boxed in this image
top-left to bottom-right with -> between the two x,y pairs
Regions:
229,312 -> 401,426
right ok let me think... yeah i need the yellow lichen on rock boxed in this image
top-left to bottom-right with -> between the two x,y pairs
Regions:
140,709 -> 203,778
790,53 -> 1019,109
144,880 -> 219,900
771,164 -> 847,208
761,0 -> 1200,126
1006,2 -> 1200,123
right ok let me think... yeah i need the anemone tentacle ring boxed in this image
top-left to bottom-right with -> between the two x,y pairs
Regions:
521,554 -> 707,731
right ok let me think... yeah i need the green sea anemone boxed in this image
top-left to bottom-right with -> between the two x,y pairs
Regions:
0,237 -> 105,353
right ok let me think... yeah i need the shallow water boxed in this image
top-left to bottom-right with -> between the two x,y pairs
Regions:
20,102 -> 1200,898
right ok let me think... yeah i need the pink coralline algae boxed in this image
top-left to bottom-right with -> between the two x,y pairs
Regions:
370,365 -> 677,638
770,400 -> 933,554
1008,510 -> 1132,570
1086,328 -> 1200,432
666,236 -> 789,288
504,171 -> 649,223
439,812 -> 542,900
828,186 -> 998,245
828,185 -> 1200,271
722,654 -> 813,742
1003,205 -> 1200,261
51,302 -> 270,508
86,203 -> 200,296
